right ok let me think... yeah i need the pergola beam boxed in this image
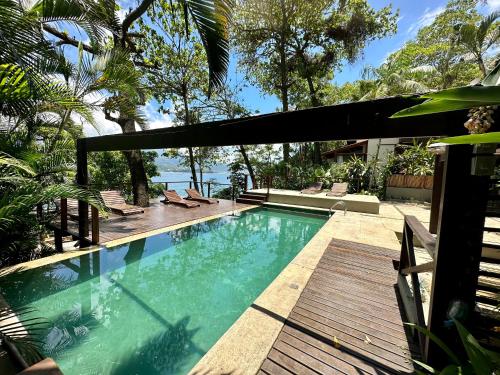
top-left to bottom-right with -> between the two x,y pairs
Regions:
83,96 -> 471,152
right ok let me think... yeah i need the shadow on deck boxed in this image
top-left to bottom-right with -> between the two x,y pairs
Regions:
258,239 -> 418,375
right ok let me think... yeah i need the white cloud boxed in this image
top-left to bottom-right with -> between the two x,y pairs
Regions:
143,101 -> 174,130
487,0 -> 500,10
407,6 -> 446,35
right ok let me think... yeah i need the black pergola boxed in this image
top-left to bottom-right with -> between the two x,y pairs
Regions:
75,95 -> 498,367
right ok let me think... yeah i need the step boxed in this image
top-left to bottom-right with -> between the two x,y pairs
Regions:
478,276 -> 500,293
477,290 -> 500,306
236,198 -> 265,205
482,257 -> 500,265
240,194 -> 266,201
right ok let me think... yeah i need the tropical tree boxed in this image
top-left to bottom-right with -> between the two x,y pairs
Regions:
31,0 -> 232,206
456,10 -> 500,76
0,144 -> 105,267
286,0 -> 397,164
137,0 -> 212,192
383,0 -> 483,90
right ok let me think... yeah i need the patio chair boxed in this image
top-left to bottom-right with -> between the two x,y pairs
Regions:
162,190 -> 200,208
100,190 -> 144,216
300,181 -> 323,194
326,183 -> 348,197
185,188 -> 219,204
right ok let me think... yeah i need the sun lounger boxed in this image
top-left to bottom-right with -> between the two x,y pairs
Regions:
185,188 -> 219,204
100,190 -> 144,216
301,181 -> 323,194
162,190 -> 200,208
326,183 -> 348,197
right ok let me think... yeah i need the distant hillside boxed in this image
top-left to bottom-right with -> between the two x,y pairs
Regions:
155,155 -> 228,173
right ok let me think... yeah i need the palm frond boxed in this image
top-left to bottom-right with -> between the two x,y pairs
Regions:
184,0 -> 233,93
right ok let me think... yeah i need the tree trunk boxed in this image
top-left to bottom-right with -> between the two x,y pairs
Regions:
305,75 -> 322,165
182,90 -> 200,192
279,0 -> 290,165
187,146 -> 199,192
119,118 -> 149,207
239,145 -> 256,188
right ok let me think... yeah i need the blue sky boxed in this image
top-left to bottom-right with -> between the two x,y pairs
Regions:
76,0 -> 499,135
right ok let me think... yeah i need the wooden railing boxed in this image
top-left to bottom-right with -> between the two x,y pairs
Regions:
51,198 -> 100,250
395,215 -> 436,357
158,180 -> 238,200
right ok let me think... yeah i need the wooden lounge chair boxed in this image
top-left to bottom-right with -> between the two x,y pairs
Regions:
100,190 -> 144,216
162,190 -> 200,208
326,183 -> 348,197
185,188 -> 219,204
301,181 -> 323,194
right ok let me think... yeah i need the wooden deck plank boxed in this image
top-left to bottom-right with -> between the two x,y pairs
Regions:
64,199 -> 250,244
258,239 -> 417,375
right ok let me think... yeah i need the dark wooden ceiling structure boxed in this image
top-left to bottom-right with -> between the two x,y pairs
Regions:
80,96 -> 475,152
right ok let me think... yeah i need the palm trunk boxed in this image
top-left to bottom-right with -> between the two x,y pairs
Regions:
49,109 -> 72,152
478,56 -> 487,77
239,145 -> 256,188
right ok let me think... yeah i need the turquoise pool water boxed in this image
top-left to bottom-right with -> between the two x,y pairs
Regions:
1,207 -> 326,375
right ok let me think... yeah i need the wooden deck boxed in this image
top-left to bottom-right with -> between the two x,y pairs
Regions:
66,199 -> 251,244
258,239 -> 418,375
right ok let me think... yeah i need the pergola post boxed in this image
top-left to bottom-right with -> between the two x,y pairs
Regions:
76,139 -> 89,241
429,154 -> 444,234
425,145 -> 490,366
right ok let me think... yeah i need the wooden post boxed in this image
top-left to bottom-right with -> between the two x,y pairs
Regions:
244,175 -> 248,192
91,205 -> 99,245
76,139 -> 89,242
189,181 -> 192,189
208,182 -> 211,198
425,145 -> 490,366
231,185 -> 235,201
54,228 -> 63,252
429,154 -> 444,234
165,182 -> 168,190
60,198 -> 68,232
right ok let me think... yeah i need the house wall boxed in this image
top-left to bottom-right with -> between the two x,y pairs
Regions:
366,138 -> 399,165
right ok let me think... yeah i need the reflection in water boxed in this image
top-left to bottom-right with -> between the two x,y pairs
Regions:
0,208 -> 326,374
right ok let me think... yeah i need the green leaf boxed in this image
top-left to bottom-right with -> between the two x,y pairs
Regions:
405,323 -> 461,364
454,319 -> 500,375
390,98 -> 499,118
439,132 -> 500,145
422,86 -> 500,102
440,364 -> 462,374
413,359 -> 438,373
482,61 -> 500,86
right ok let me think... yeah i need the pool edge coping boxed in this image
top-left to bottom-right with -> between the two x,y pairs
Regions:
189,211 -> 338,374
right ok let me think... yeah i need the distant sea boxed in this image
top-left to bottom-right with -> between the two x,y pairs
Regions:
152,171 -> 231,196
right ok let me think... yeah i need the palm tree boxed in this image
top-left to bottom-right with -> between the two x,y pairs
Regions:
359,62 -> 430,100
456,11 -> 499,77
0,145 -> 106,266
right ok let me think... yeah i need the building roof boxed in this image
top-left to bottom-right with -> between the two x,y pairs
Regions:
322,140 -> 368,159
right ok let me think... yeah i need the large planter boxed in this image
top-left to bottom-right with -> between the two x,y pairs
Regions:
387,174 -> 433,190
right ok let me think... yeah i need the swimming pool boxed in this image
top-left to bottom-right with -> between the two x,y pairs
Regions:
1,207 -> 327,374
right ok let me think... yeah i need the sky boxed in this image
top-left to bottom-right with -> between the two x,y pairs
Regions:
79,0 -> 500,136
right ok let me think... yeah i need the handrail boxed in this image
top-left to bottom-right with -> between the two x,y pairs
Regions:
329,201 -> 347,216
396,215 -> 435,357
